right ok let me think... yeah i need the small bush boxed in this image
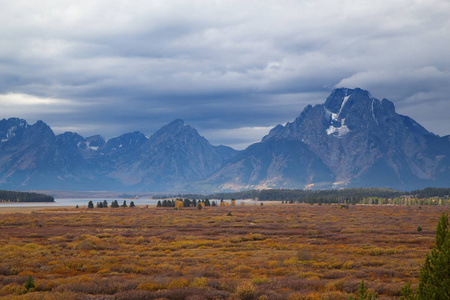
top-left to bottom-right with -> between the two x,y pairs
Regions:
190,277 -> 208,288
235,281 -> 257,300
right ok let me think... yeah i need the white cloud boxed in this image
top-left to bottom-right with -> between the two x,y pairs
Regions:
202,126 -> 274,150
0,93 -> 78,109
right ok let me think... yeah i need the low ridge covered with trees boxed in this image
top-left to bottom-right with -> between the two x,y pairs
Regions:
154,187 -> 449,206
0,190 -> 54,203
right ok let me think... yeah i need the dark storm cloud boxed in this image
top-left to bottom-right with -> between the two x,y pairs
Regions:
1,1 -> 449,149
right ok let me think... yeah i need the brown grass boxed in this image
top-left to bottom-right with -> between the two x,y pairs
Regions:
0,203 -> 447,299
0,206 -> 71,214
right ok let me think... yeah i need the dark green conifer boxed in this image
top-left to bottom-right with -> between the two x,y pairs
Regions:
416,212 -> 450,299
24,275 -> 35,291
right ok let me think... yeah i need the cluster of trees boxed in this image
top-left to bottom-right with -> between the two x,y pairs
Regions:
153,190 -> 259,201
0,190 -> 54,202
156,198 -> 236,209
156,188 -> 403,203
157,198 -> 215,208
87,200 -> 135,208
410,187 -> 450,199
359,197 -> 448,206
156,187 -> 449,206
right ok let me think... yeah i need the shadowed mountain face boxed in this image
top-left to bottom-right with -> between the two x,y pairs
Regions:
105,119 -> 238,190
204,88 -> 449,191
0,118 -> 238,191
0,88 -> 448,192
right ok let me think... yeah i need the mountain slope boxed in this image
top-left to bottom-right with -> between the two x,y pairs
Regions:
205,138 -> 334,190
0,118 -> 238,191
206,88 -> 448,190
0,87 -> 448,192
0,119 -> 100,189
107,119 -> 238,190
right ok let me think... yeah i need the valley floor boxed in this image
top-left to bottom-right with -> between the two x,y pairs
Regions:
0,203 -> 448,299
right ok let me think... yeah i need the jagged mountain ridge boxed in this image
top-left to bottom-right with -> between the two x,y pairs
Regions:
0,87 -> 448,191
106,119 -> 238,190
0,118 -> 238,190
204,88 -> 449,191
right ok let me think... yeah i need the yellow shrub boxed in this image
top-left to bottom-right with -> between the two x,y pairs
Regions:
268,260 -> 278,268
1,284 -> 27,295
252,276 -> 271,285
190,277 -> 208,288
168,278 -> 189,288
235,281 -> 256,300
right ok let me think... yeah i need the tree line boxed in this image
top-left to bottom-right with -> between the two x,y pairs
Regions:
85,200 -> 135,208
0,190 -> 54,202
155,187 -> 449,204
409,187 -> 450,199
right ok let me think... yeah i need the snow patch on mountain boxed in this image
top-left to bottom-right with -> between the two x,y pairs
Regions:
326,119 -> 350,137
325,94 -> 351,137
1,127 -> 17,142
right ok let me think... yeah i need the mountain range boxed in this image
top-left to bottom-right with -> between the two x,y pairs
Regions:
0,88 -> 448,192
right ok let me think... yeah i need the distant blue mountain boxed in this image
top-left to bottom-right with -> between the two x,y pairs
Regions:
202,88 -> 450,191
0,117 -> 238,191
0,88 -> 448,191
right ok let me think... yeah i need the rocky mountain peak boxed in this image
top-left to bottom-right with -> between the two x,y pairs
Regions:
149,119 -> 202,145
0,87 -> 447,192
163,119 -> 186,131
0,118 -> 30,143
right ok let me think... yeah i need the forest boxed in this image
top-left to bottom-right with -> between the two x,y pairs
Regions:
0,190 -> 54,203
155,187 -> 449,204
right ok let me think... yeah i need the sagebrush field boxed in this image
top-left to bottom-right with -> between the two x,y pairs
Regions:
0,203 -> 448,299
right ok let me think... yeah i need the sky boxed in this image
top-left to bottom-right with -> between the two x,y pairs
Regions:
0,0 -> 449,150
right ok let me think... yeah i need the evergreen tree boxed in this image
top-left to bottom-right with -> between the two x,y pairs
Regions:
416,212 -> 450,299
88,200 -> 94,209
24,275 -> 35,291
111,200 -> 119,208
157,200 -> 162,207
122,200 -> 127,207
349,279 -> 376,300
130,201 -> 135,207
103,200 -> 108,208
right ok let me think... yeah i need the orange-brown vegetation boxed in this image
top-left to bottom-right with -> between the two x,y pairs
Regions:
0,203 -> 448,299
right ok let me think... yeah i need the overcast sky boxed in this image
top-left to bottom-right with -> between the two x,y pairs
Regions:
1,0 -> 449,149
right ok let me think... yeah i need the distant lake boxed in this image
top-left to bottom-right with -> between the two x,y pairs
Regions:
0,198 -> 160,208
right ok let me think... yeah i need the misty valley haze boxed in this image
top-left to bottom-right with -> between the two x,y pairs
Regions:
0,88 -> 448,192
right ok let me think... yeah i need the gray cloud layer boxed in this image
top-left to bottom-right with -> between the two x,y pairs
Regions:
1,0 -> 449,149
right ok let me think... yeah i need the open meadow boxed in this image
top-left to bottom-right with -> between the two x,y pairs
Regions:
0,203 -> 448,300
